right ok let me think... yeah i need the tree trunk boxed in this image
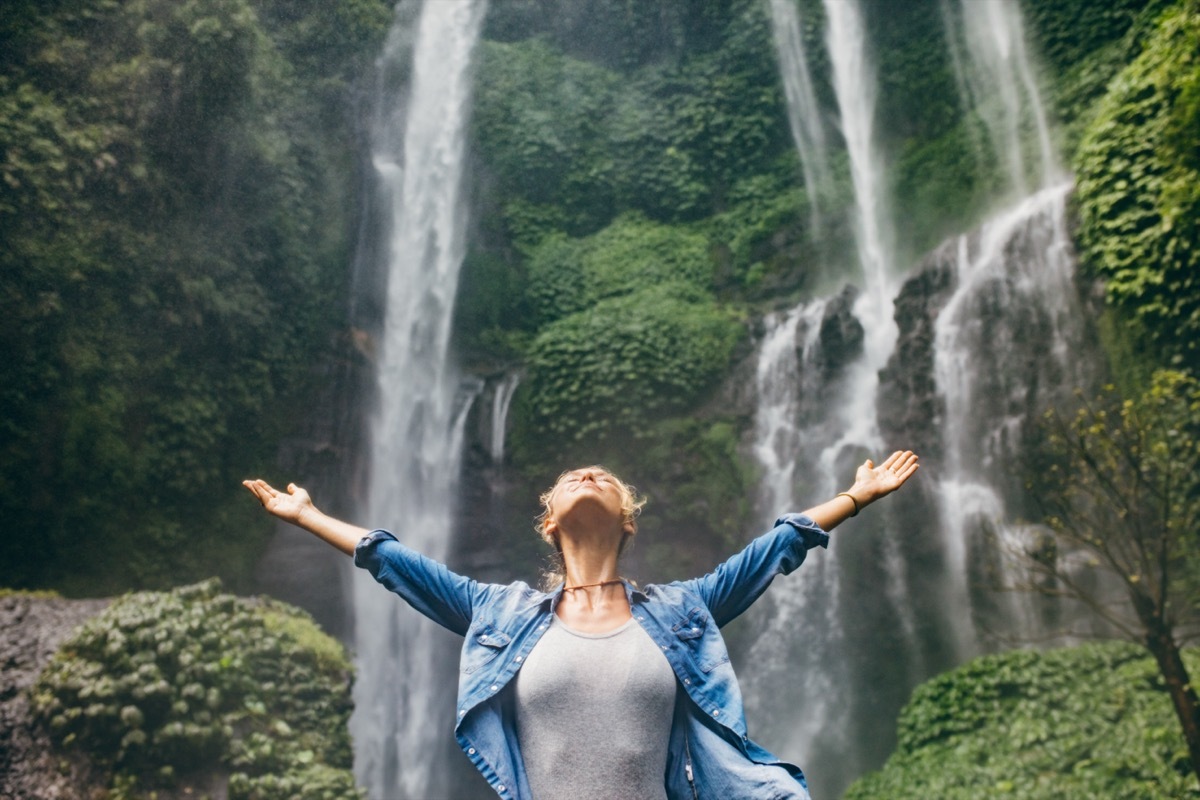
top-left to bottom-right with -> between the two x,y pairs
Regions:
1144,625 -> 1200,788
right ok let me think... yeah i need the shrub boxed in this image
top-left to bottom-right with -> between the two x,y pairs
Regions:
525,213 -> 714,324
844,642 -> 1200,799
31,579 -> 361,799
523,283 -> 742,444
1074,3 -> 1200,374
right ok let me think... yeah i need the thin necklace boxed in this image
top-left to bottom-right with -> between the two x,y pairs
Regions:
563,578 -> 624,592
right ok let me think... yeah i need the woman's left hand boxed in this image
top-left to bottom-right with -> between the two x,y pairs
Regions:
851,450 -> 919,504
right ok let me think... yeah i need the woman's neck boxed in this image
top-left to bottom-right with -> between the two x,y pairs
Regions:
559,534 -> 621,588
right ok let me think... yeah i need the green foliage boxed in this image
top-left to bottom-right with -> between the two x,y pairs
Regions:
526,213 -> 714,324
31,579 -> 360,799
471,0 -> 791,246
1074,2 -> 1200,373
631,418 -> 756,565
869,0 -> 961,145
523,283 -> 742,444
0,0 -> 389,593
844,642 -> 1200,799
703,167 -> 818,292
890,117 -> 998,259
472,38 -> 623,242
1024,0 -> 1170,78
1034,372 -> 1200,634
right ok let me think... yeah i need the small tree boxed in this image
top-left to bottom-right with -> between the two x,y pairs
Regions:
1027,370 -> 1200,785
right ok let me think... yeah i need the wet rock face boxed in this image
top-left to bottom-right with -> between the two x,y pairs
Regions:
817,284 -> 865,380
878,245 -> 957,463
0,594 -> 110,800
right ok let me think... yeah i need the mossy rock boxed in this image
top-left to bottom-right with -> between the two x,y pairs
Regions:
31,578 -> 362,800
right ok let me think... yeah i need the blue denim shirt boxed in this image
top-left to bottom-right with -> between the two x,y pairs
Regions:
354,513 -> 829,800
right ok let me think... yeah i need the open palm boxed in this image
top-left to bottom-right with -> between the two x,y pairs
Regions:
242,479 -> 314,524
853,450 -> 919,502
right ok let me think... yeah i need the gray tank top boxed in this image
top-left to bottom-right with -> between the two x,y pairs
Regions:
515,615 -> 677,799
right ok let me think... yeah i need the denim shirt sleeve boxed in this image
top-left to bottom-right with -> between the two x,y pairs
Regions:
353,530 -> 478,636
679,513 -> 828,628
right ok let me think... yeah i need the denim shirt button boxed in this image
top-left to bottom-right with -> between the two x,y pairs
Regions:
684,678 -> 691,685
490,685 -> 499,692
468,747 -> 476,754
458,709 -> 466,717
497,785 -> 506,793
712,709 -> 720,717
515,656 -> 523,662
637,616 -> 645,621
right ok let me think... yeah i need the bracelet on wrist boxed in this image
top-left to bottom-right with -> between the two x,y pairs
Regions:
836,491 -> 860,517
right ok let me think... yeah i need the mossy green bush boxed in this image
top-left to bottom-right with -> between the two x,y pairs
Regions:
526,213 -> 714,324
844,642 -> 1200,799
1074,1 -> 1200,374
523,283 -> 742,444
31,579 -> 361,800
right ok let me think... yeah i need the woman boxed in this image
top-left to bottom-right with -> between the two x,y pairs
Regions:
244,450 -> 918,799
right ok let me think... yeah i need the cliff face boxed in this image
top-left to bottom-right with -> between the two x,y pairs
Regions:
1,595 -> 110,800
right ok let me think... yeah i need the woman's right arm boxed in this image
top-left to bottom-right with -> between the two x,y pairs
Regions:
242,479 -> 367,556
243,478 -> 479,634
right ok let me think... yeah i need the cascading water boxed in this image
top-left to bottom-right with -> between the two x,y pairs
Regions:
744,1 -> 1101,796
818,0 -> 898,465
931,181 -> 1089,656
489,372 -> 521,464
767,0 -> 832,233
940,0 -> 1058,195
743,2 -> 908,792
350,2 -> 488,798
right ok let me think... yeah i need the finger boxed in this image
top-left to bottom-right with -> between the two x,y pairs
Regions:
881,450 -> 908,470
245,480 -> 276,504
895,458 -> 919,482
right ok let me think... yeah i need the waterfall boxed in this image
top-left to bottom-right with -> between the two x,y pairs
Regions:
819,0 -> 898,466
743,301 -> 850,775
489,372 -> 521,463
741,2 -> 909,792
767,0 -> 832,234
940,0 -> 1058,194
350,2 -> 488,798
742,1 -> 1101,795
931,181 -> 1087,651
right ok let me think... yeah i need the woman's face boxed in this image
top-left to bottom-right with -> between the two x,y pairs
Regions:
545,467 -> 632,535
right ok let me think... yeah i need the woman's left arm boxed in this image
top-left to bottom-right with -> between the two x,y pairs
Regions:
684,451 -> 919,625
803,449 -> 919,531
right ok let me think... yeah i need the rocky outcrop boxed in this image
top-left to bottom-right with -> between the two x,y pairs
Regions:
0,594 -> 109,800
878,244 -> 957,462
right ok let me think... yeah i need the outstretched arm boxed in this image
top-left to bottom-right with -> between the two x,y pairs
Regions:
242,479 -> 367,556
803,449 -> 919,532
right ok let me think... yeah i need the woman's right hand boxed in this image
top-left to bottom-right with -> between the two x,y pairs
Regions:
243,479 -> 368,556
243,479 -> 314,525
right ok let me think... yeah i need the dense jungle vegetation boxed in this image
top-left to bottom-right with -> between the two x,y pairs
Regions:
1,0 -> 392,592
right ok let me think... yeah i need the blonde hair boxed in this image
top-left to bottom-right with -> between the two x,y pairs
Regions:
535,466 -> 646,588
